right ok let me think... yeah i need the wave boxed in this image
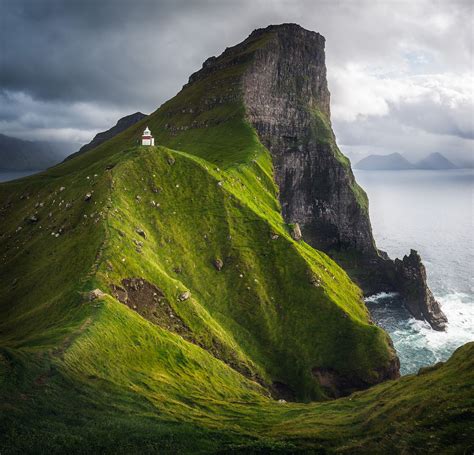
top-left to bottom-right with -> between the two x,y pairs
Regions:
366,291 -> 473,375
364,292 -> 399,303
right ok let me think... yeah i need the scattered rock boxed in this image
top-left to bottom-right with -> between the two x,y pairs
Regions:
84,193 -> 92,201
213,258 -> 224,271
28,215 -> 39,223
173,266 -> 182,274
167,156 -> 175,165
135,228 -> 147,239
290,223 -> 302,241
270,233 -> 279,240
135,195 -> 141,202
277,399 -> 287,404
59,187 -> 66,192
309,273 -> 322,287
88,289 -> 105,301
178,290 -> 191,301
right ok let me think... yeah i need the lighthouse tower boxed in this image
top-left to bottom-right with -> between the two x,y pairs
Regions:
141,126 -> 155,146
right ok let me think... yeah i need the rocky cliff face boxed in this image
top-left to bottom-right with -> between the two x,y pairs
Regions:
186,23 -> 446,330
242,25 -> 375,255
394,250 -> 448,331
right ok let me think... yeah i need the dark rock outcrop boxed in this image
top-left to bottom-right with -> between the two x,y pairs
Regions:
313,354 -> 400,398
394,250 -> 447,331
186,23 -> 447,330
181,23 -> 447,331
111,278 -> 269,393
65,112 -> 147,161
242,24 -> 447,330
241,25 -> 376,255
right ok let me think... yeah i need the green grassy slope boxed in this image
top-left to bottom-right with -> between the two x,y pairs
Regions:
1,29 -> 472,453
0,140 -> 394,401
1,137 -> 472,453
1,324 -> 472,453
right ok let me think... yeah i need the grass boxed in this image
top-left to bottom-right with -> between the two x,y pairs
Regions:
1,140 -> 471,453
0,29 -> 472,453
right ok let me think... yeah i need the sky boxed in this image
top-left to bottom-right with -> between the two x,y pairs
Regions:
0,0 -> 473,165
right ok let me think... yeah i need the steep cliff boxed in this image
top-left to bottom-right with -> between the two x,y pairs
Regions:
242,25 -> 376,254
1,24 -> 470,454
186,23 -> 446,329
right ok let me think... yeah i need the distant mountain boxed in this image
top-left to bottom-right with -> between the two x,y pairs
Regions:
0,134 -> 73,171
355,152 -> 459,170
355,152 -> 415,170
65,111 -> 147,161
416,152 -> 457,170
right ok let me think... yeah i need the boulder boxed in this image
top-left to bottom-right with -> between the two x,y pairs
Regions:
88,289 -> 105,301
178,290 -> 191,301
136,228 -> 147,239
290,223 -> 302,241
213,258 -> 224,271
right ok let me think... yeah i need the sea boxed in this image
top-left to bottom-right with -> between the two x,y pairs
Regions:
355,169 -> 474,375
1,168 -> 472,375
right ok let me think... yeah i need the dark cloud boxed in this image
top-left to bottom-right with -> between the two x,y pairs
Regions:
0,0 -> 472,161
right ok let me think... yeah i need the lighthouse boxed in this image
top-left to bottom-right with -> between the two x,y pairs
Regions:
141,126 -> 155,146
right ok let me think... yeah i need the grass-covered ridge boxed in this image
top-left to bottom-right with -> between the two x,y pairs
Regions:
0,139 -> 394,400
1,136 -> 472,452
1,27 -> 472,453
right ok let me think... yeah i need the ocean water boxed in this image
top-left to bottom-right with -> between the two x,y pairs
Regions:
354,169 -> 474,375
0,170 -> 41,182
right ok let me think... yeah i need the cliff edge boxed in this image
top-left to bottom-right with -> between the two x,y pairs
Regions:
186,23 -> 446,329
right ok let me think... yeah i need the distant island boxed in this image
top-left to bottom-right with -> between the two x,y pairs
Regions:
355,152 -> 458,170
0,133 -> 75,171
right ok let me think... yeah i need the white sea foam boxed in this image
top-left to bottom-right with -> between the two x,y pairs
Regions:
355,169 -> 473,374
364,292 -> 399,303
365,291 -> 473,374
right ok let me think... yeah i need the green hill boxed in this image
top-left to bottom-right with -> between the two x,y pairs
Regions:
0,24 -> 472,453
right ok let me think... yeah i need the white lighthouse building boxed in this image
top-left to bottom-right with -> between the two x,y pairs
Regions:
141,126 -> 155,146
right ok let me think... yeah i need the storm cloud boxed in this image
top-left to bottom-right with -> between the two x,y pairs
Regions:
0,0 -> 473,164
